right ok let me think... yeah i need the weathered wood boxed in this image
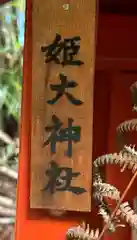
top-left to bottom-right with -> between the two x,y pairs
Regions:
30,0 -> 96,211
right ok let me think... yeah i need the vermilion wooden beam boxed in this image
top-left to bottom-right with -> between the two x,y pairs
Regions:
99,0 -> 137,15
97,14 -> 137,60
96,57 -> 137,71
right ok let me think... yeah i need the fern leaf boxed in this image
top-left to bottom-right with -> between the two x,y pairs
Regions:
93,145 -> 137,173
93,167 -> 103,183
132,106 -> 137,112
98,201 -> 125,232
93,182 -> 120,201
116,202 -> 137,229
98,202 -> 116,232
130,81 -> 137,111
94,153 -> 118,167
66,222 -> 99,240
124,145 -> 137,156
117,119 -> 137,134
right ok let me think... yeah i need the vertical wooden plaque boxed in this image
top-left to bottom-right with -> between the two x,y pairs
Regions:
30,0 -> 96,211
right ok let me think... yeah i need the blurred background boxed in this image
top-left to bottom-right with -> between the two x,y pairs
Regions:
0,0 -> 25,238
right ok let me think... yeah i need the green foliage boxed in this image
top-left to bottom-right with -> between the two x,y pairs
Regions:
0,0 -> 25,122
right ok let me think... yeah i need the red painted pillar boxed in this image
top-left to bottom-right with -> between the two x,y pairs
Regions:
96,14 -> 137,240
103,73 -> 137,240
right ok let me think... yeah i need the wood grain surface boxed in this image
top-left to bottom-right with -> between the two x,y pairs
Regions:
30,0 -> 96,211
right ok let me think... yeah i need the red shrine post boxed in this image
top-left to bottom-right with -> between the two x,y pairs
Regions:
96,6 -> 137,240
15,0 -> 137,240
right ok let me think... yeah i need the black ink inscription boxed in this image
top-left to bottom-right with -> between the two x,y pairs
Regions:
41,34 -> 84,66
42,160 -> 86,195
43,115 -> 81,157
47,73 -> 83,105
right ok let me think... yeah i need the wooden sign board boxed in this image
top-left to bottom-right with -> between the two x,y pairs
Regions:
30,0 -> 96,212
